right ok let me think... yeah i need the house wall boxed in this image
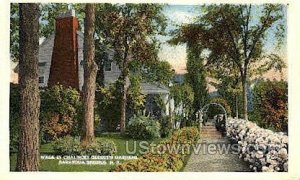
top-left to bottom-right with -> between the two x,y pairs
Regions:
103,56 -> 121,84
38,32 -> 85,90
77,32 -> 84,90
38,34 -> 55,87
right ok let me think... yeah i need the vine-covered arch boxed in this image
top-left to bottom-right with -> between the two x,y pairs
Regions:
200,103 -> 228,120
198,103 -> 228,134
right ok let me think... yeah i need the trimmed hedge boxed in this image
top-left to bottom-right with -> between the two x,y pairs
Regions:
113,127 -> 200,172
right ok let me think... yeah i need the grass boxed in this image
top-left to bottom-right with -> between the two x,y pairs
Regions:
10,133 -> 166,172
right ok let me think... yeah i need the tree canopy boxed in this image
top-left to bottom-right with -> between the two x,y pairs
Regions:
170,4 -> 286,120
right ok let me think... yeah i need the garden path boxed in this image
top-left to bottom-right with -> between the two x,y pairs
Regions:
183,124 -> 251,172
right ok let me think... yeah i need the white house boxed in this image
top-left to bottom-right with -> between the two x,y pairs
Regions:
37,10 -> 174,116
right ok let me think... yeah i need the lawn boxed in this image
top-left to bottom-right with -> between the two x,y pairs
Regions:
10,133 -> 166,172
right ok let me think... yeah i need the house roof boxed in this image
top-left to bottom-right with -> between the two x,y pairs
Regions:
141,82 -> 170,95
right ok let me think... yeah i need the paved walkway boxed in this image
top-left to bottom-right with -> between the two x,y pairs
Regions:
183,125 -> 251,172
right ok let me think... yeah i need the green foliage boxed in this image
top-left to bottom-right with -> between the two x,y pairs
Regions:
206,97 -> 232,118
129,60 -> 174,86
146,61 -> 174,86
251,80 -> 288,132
127,75 -> 146,114
168,127 -> 200,145
10,133 -> 165,171
9,83 -> 20,152
170,4 -> 287,120
97,77 -> 147,131
171,83 -> 194,107
9,85 -> 83,150
52,136 -> 117,155
40,85 -> 83,142
113,127 -> 200,172
52,136 -> 81,155
215,74 -> 243,118
169,32 -> 209,113
10,4 -> 19,61
94,4 -> 167,132
40,4 -> 85,38
159,116 -> 172,138
153,94 -> 166,114
97,81 -> 122,131
194,4 -> 286,74
113,152 -> 183,172
95,4 -> 166,65
185,45 -> 209,112
80,138 -> 117,156
170,83 -> 194,122
126,115 -> 161,140
10,3 -> 85,61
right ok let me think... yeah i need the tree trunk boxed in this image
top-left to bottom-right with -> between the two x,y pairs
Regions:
242,75 -> 248,121
120,33 -> 130,134
82,4 -> 97,145
16,3 -> 40,171
120,69 -> 129,134
236,97 -> 238,119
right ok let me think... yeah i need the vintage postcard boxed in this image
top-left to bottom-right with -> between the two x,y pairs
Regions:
1,0 -> 300,179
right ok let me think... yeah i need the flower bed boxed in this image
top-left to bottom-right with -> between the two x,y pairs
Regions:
226,118 -> 288,172
113,127 -> 200,172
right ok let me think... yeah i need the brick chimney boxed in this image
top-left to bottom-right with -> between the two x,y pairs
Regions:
48,10 -> 79,90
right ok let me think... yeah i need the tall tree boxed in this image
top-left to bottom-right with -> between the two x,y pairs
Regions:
82,4 -> 97,145
185,45 -> 209,113
95,4 -> 166,133
16,3 -> 40,171
172,4 -> 286,120
169,28 -> 209,114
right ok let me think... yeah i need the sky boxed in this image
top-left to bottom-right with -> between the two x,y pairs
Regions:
158,5 -> 287,74
35,4 -> 287,75
158,5 -> 200,74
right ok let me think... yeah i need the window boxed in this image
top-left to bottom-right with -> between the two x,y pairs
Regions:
104,61 -> 112,71
39,76 -> 45,84
38,62 -> 46,84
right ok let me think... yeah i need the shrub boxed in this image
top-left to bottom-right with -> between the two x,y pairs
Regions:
126,115 -> 161,140
97,76 -> 146,132
52,136 -> 117,156
40,85 -> 83,142
9,83 -> 20,153
251,80 -> 288,132
159,116 -> 172,138
80,138 -> 117,155
170,83 -> 194,123
207,97 -> 232,118
169,127 -> 200,144
52,136 -> 81,155
113,127 -> 200,172
113,152 -> 183,172
96,82 -> 121,131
